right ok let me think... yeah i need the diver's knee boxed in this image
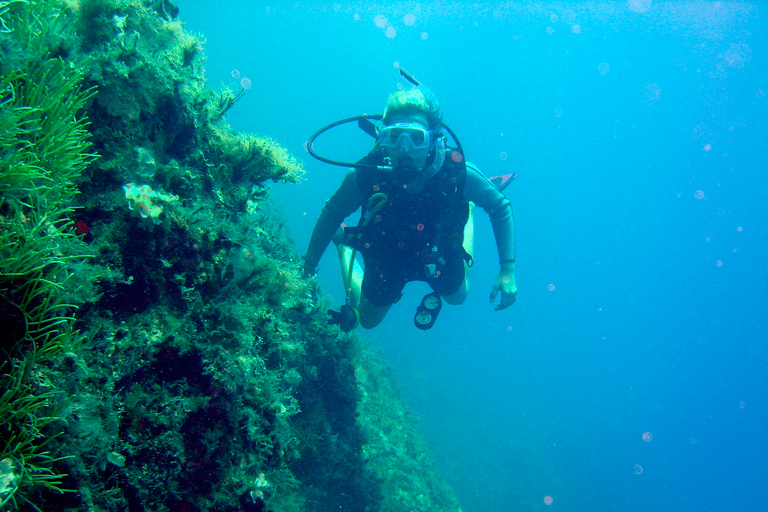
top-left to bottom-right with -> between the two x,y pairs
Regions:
357,298 -> 390,329
359,315 -> 383,329
442,291 -> 467,305
442,281 -> 469,305
359,309 -> 387,329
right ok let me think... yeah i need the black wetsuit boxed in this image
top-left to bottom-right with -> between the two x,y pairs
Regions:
306,155 -> 515,307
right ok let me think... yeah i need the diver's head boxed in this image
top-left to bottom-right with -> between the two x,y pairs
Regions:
382,88 -> 442,132
379,88 -> 442,172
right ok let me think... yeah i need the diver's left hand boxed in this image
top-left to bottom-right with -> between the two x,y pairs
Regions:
490,262 -> 517,311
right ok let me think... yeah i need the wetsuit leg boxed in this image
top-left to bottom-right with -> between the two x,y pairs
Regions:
357,294 -> 392,329
338,244 -> 400,329
443,202 -> 474,305
358,258 -> 410,329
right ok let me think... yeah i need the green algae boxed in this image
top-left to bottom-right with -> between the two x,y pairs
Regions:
1,1 -> 463,511
0,0 -> 97,509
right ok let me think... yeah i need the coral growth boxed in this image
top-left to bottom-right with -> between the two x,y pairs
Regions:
123,183 -> 179,225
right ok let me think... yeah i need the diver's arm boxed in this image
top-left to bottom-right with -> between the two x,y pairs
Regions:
463,163 -> 515,263
304,169 -> 363,277
464,163 -> 517,309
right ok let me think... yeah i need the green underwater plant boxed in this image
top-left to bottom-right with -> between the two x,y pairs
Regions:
0,0 -> 96,509
0,357 -> 74,510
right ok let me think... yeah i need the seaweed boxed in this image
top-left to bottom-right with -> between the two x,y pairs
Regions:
0,1 -> 96,509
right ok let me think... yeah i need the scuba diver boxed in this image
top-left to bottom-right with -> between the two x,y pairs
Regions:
304,70 -> 516,331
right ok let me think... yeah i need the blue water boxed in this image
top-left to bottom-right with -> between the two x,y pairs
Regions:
175,2 -> 767,511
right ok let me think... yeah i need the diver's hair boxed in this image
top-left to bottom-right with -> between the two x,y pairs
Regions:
382,88 -> 442,132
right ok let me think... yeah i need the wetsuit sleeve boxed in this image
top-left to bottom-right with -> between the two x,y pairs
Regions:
305,169 -> 364,268
463,163 -> 515,263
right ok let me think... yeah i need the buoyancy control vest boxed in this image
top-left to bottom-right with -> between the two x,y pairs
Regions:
344,147 -> 471,273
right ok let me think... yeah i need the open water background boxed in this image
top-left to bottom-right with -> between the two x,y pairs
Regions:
175,2 -> 767,510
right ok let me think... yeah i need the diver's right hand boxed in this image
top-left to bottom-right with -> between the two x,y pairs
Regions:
490,261 -> 517,311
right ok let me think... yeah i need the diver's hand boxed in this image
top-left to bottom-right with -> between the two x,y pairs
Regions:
490,261 -> 517,311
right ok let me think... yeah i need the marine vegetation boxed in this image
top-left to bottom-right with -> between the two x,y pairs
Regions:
1,1 -> 462,511
1,1 -> 96,509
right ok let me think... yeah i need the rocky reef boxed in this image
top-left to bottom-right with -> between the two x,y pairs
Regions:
0,1 -> 460,511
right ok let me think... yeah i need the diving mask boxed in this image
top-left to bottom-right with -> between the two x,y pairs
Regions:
378,123 -> 431,151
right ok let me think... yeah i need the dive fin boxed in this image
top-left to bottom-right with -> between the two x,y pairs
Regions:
488,173 -> 518,192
